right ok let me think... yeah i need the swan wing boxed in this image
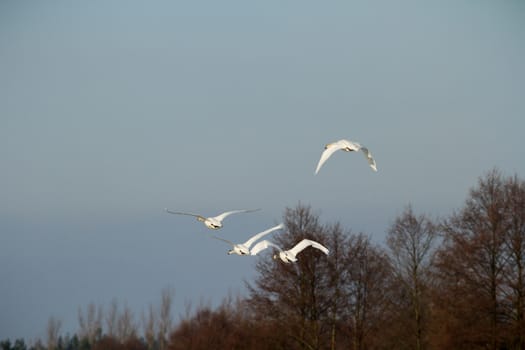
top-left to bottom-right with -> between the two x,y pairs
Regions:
213,208 -> 261,222
165,209 -> 206,221
339,139 -> 361,150
250,240 -> 282,256
289,239 -> 329,256
315,143 -> 343,174
244,223 -> 284,248
360,147 -> 377,171
211,236 -> 235,247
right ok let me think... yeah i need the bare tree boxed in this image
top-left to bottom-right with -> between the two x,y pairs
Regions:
158,287 -> 175,350
117,303 -> 138,343
106,298 -> 119,338
387,205 -> 436,350
346,233 -> 392,350
142,304 -> 156,350
502,175 -> 525,349
46,316 -> 62,350
324,223 -> 350,350
434,169 -> 509,349
248,204 -> 331,349
78,303 -> 103,344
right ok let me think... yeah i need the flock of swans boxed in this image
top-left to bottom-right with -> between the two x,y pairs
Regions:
166,139 -> 377,263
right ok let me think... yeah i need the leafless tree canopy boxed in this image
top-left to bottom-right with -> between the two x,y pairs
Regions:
387,205 -> 437,350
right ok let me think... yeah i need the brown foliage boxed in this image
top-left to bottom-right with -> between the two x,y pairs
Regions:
432,169 -> 525,349
168,298 -> 266,350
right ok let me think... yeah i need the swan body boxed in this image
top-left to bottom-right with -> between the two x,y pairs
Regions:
213,223 -> 284,255
251,238 -> 329,263
165,208 -> 260,229
315,139 -> 377,174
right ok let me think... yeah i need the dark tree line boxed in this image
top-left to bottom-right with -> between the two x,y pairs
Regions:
3,168 -> 525,350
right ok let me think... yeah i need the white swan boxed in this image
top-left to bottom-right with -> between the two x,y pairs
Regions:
213,223 -> 285,255
315,139 -> 377,174
164,208 -> 260,229
251,238 -> 329,263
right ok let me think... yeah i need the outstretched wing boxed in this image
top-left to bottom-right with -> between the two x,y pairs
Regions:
315,144 -> 343,174
360,147 -> 377,172
214,208 -> 261,222
244,223 -> 284,249
165,209 -> 206,221
250,240 -> 282,256
339,139 -> 361,151
288,239 -> 329,257
211,236 -> 235,247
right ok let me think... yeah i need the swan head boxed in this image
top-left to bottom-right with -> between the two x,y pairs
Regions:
227,249 -> 235,255
204,221 -> 221,229
324,143 -> 333,149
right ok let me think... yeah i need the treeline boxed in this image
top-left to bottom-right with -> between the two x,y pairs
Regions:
3,168 -> 525,350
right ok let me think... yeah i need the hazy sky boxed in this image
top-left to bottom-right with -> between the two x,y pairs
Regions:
1,0 -> 524,341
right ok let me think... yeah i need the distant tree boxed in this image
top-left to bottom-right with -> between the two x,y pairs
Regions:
158,288 -> 174,350
1,340 -> 11,350
323,223 -> 350,350
141,304 -> 156,350
116,303 -> 138,343
345,233 -> 392,350
66,334 -> 80,350
29,339 -> 45,350
47,316 -> 62,350
91,336 -> 146,350
434,169 -> 509,349
502,174 -> 525,349
78,303 -> 103,345
168,297 -> 258,350
386,205 -> 437,350
12,339 -> 27,350
106,299 -> 119,339
248,204 -> 332,349
120,337 -> 147,350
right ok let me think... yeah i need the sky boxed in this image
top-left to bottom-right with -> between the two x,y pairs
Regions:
1,0 -> 524,341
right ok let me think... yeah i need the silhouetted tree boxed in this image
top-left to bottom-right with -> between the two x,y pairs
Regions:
247,204 -> 393,349
502,174 -> 525,349
323,223 -> 351,350
47,316 -> 62,350
141,304 -> 156,350
116,303 -> 138,343
345,233 -> 392,350
78,303 -> 102,345
434,169 -> 509,349
157,288 -> 174,350
386,205 -> 436,350
105,299 -> 119,339
168,297 -> 259,350
248,204 -> 332,349
1,340 -> 11,350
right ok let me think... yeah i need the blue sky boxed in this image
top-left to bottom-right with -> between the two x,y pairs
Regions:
1,0 -> 524,341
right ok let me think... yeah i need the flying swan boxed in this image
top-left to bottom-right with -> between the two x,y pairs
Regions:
251,238 -> 329,263
315,139 -> 377,174
213,223 -> 285,255
164,208 -> 260,230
